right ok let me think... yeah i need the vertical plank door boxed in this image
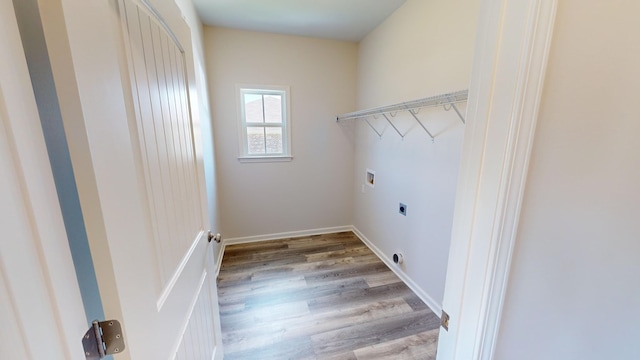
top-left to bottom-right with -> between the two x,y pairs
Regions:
38,0 -> 221,358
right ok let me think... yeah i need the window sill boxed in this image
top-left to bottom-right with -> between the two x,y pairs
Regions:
238,156 -> 293,163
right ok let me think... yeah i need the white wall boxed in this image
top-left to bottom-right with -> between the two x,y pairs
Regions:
174,0 -> 222,262
353,0 -> 479,310
204,28 -> 357,239
495,1 -> 640,359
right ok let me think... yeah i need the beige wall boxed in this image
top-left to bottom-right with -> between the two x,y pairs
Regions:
496,1 -> 640,359
354,0 -> 479,309
204,28 -> 357,238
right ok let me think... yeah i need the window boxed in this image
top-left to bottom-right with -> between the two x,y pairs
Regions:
237,85 -> 291,161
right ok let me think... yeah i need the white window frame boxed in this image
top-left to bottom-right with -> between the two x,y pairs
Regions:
236,84 -> 292,162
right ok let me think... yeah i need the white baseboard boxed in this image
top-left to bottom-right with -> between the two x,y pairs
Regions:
214,242 -> 225,278
351,226 -> 442,317
223,225 -> 353,245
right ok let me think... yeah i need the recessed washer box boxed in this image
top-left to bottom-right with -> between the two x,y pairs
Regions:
366,169 -> 375,188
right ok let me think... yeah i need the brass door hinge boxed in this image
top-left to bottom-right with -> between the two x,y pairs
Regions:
82,320 -> 125,359
441,309 -> 450,331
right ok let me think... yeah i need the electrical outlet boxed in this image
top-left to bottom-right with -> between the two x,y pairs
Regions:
399,203 -> 407,216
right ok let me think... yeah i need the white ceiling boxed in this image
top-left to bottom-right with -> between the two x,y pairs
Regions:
192,0 -> 407,42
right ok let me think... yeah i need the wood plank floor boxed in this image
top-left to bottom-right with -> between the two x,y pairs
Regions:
217,232 -> 440,360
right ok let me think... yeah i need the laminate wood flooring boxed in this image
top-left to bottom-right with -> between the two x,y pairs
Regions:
217,232 -> 440,360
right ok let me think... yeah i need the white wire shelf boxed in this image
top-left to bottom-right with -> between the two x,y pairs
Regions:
336,90 -> 468,140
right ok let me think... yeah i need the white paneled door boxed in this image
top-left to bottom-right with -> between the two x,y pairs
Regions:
38,0 -> 221,359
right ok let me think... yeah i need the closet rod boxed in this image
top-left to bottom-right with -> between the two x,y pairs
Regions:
336,90 -> 468,122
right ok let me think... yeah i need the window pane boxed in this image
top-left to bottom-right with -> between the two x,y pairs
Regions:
247,126 -> 265,154
239,87 -> 289,158
265,127 -> 283,154
244,94 -> 264,123
263,95 -> 282,123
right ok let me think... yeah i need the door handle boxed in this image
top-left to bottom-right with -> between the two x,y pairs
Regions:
208,231 -> 221,243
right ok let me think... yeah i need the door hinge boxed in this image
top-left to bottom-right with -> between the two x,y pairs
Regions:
441,309 -> 450,331
82,320 -> 125,359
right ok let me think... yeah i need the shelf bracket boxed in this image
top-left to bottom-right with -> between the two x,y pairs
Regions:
446,96 -> 466,124
407,107 -> 435,141
364,118 -> 384,138
382,113 -> 406,139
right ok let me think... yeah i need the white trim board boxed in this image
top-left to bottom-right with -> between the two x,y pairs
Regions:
214,242 -> 225,278
223,225 -> 353,245
351,226 -> 442,317
436,1 -> 557,359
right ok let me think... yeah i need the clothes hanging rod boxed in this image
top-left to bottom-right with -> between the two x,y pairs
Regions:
336,90 -> 468,122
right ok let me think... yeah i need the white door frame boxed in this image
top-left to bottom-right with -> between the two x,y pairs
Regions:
437,0 -> 558,359
0,0 -> 86,358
